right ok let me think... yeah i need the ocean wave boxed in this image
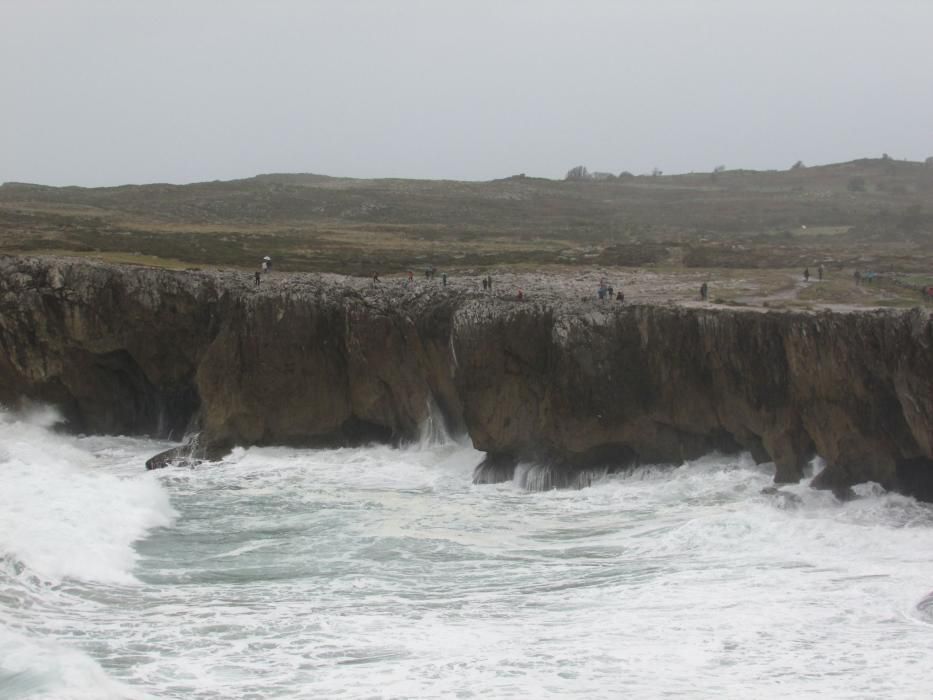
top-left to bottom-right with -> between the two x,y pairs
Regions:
0,627 -> 147,700
0,405 -> 176,585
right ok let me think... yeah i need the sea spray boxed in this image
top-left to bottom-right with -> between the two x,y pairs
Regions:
0,407 -> 176,585
2,412 -> 933,697
416,396 -> 453,449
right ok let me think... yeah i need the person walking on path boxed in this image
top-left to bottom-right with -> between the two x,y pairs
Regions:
804,267 -> 810,282
442,272 -> 447,287
818,264 -> 824,281
854,270 -> 862,286
700,282 -> 708,301
254,271 -> 261,286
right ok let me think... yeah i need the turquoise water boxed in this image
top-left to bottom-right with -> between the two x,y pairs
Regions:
2,407 -> 933,698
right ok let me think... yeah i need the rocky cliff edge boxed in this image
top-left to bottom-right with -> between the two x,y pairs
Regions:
2,256 -> 931,498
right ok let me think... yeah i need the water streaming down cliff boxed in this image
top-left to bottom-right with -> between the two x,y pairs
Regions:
1,255 -> 932,497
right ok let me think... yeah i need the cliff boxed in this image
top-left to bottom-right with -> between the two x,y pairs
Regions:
2,255 -> 931,498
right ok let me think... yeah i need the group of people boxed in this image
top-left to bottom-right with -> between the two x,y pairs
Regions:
854,270 -> 877,286
254,259 -> 932,307
803,264 -> 825,282
595,279 -> 625,302
254,256 -> 272,285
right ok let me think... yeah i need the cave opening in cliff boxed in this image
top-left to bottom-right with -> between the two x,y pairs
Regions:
73,349 -> 200,440
895,457 -> 933,503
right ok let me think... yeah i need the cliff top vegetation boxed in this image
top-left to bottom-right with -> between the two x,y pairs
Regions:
1,157 -> 931,289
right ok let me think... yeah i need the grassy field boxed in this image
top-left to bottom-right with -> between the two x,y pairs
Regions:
1,158 -> 931,288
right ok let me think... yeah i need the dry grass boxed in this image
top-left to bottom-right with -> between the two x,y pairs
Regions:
2,158 -> 931,298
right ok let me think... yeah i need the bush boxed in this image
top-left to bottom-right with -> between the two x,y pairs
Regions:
847,177 -> 866,192
565,166 -> 589,181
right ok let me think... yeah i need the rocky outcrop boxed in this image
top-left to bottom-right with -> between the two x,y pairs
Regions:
2,255 -> 931,498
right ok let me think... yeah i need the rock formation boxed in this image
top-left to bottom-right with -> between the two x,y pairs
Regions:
1,255 -> 931,499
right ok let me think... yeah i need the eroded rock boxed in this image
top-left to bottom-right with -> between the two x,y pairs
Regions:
1,255 -> 931,499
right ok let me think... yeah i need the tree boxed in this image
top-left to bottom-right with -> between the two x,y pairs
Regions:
713,165 -> 726,173
790,160 -> 805,170
565,165 -> 589,181
651,167 -> 663,177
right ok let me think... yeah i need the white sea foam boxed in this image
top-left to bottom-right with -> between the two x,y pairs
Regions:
0,407 -> 176,585
0,628 -> 147,700
3,410 -> 933,698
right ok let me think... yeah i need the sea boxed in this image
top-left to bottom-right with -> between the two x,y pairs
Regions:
2,405 -> 932,699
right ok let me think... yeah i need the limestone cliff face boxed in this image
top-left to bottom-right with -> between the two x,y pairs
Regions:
454,303 -> 933,496
2,256 -> 931,498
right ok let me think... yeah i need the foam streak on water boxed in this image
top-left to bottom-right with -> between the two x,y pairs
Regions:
2,406 -> 933,698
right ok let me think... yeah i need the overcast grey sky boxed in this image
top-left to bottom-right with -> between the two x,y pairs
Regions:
2,0 -> 931,186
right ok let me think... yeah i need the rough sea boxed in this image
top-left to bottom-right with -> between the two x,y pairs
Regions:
2,406 -> 932,699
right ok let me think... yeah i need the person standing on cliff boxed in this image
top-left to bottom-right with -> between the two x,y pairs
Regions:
254,271 -> 261,287
700,282 -> 708,301
372,272 -> 379,287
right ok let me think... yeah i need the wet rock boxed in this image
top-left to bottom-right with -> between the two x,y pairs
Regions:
761,486 -> 804,507
145,445 -> 196,471
472,452 -> 517,484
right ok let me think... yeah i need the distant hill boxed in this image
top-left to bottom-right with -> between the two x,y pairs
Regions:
1,158 -> 931,273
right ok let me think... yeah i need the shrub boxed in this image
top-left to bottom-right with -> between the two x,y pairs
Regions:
565,166 -> 589,181
847,177 -> 866,192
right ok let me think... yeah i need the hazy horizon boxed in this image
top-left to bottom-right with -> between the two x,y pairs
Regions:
2,0 -> 932,187
2,153 -> 930,190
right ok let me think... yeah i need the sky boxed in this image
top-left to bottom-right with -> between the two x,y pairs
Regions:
2,0 -> 932,186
